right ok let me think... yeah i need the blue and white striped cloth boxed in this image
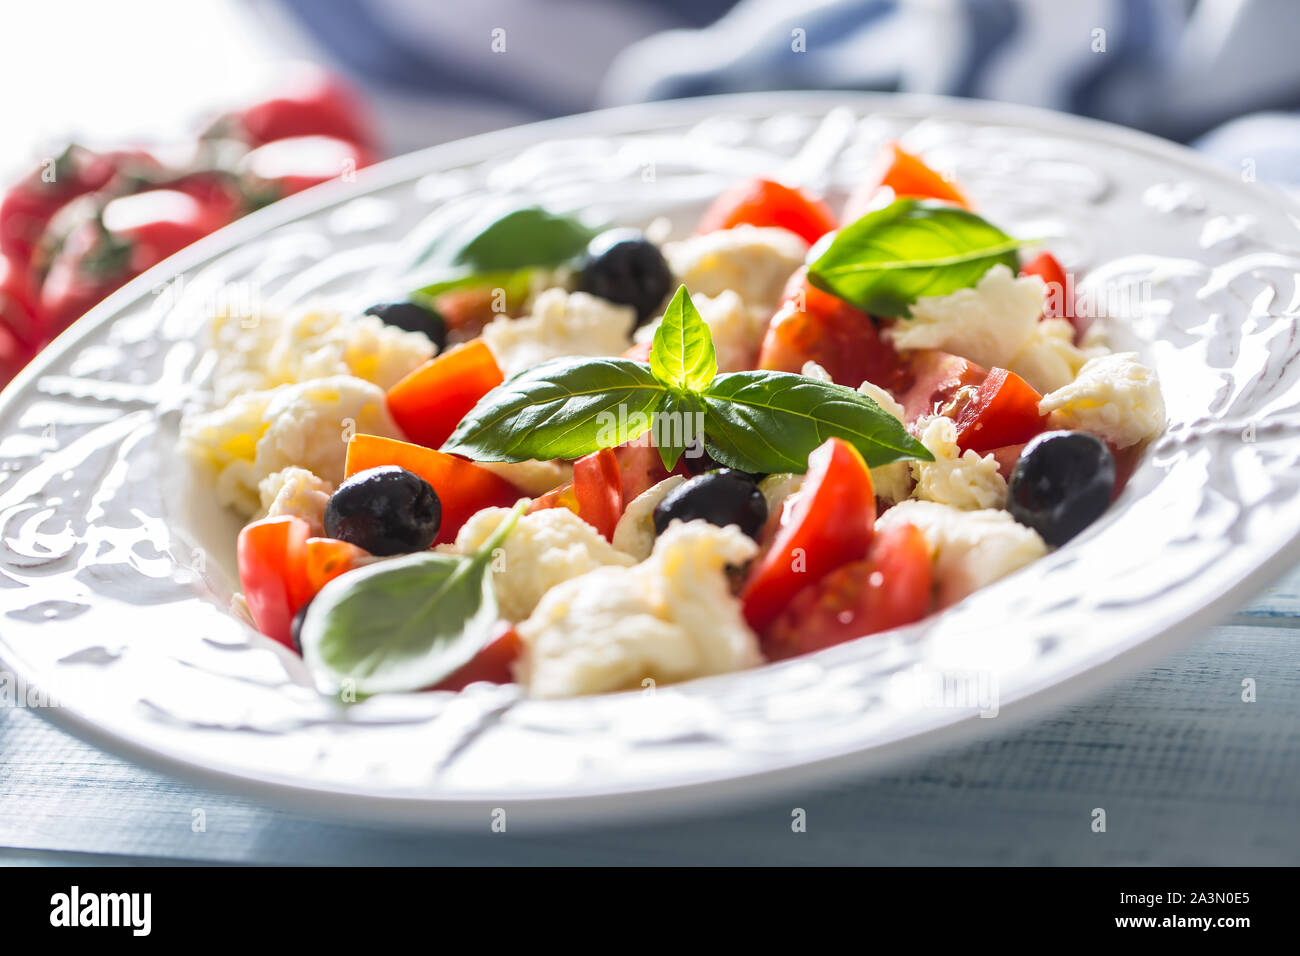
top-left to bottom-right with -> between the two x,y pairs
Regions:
268,0 -> 1300,186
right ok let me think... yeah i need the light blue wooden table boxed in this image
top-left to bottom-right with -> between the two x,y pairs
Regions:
1,569 -> 1297,866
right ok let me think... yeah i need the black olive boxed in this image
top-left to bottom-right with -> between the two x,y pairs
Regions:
324,466 -> 442,556
290,600 -> 311,655
653,469 -> 767,540
577,229 -> 673,324
1006,431 -> 1115,546
364,301 -> 447,350
679,439 -> 764,481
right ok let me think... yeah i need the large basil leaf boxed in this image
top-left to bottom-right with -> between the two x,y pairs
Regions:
651,285 -> 716,393
806,198 -> 1021,317
403,201 -> 598,298
701,370 -> 932,472
442,357 -> 669,462
300,503 -> 525,696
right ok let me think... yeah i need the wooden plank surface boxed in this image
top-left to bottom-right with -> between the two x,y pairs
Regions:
1,583 -> 1297,865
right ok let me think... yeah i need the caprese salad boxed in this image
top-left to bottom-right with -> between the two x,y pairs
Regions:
181,142 -> 1164,699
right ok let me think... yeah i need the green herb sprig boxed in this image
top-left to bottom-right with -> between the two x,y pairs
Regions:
442,286 -> 931,474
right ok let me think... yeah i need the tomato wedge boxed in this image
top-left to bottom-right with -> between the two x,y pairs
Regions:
697,178 -> 837,245
572,448 -> 623,541
741,437 -> 876,632
894,349 -> 988,424
764,522 -> 932,659
1020,250 -> 1074,319
301,537 -> 369,598
953,367 -> 1047,454
344,434 -> 522,544
386,340 -> 503,449
432,625 -> 523,691
237,515 -> 311,648
844,142 -> 971,220
759,268 -> 903,389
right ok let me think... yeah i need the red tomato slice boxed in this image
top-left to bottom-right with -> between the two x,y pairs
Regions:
572,448 -> 623,540
987,442 -> 1028,481
741,437 -> 876,632
697,178 -> 837,245
234,67 -> 376,150
344,434 -> 522,544
612,433 -> 674,502
0,253 -> 45,353
301,537 -> 369,598
894,349 -> 988,424
432,625 -> 523,691
764,521 -> 932,659
237,515 -> 311,647
385,340 -> 503,449
759,268 -> 903,389
844,142 -> 971,221
1019,250 -> 1075,320
953,367 -> 1046,454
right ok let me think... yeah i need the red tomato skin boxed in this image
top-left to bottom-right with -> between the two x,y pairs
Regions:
741,437 -> 876,632
432,625 -> 523,691
612,433 -> 673,502
953,368 -> 1046,454
301,537 -> 369,601
573,448 -> 623,541
235,69 -> 375,150
893,349 -> 988,424
385,340 -> 503,449
240,136 -> 378,201
843,142 -> 971,221
0,254 -> 45,352
759,269 -> 903,389
987,442 -> 1028,481
237,516 -> 311,647
344,434 -> 521,545
697,178 -> 837,244
1019,251 -> 1079,326
764,522 -> 932,659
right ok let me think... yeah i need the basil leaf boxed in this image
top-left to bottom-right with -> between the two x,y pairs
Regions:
300,502 -> 526,697
442,357 -> 669,462
701,370 -> 932,473
655,391 -> 704,472
413,267 -> 538,302
402,201 -> 598,297
651,285 -> 717,393
806,198 -> 1021,317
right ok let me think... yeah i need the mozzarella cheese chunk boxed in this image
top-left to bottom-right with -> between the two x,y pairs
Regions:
664,225 -> 807,312
910,416 -> 1007,510
876,499 -> 1047,606
455,506 -> 634,623
612,475 -> 686,561
517,519 -> 762,698
207,304 -> 434,404
482,288 -> 635,378
887,265 -> 1086,393
258,466 -> 333,535
757,472 -> 804,517
182,375 -> 401,516
1037,351 -> 1164,448
857,379 -> 913,504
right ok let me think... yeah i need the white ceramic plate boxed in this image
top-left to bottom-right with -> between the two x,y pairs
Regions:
3,93 -> 1299,829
